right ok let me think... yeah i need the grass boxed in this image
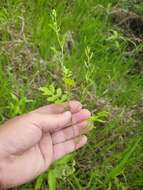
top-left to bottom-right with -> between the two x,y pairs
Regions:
0,0 -> 143,189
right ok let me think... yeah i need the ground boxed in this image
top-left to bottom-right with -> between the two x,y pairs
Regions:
0,0 -> 143,190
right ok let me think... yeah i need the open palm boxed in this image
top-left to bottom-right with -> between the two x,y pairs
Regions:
0,101 -> 91,188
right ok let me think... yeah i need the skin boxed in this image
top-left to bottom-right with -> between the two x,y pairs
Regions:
0,100 -> 91,189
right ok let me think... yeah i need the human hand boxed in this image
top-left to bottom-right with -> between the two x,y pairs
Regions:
0,100 -> 91,189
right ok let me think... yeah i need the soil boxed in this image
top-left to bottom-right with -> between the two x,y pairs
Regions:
111,8 -> 143,38
111,8 -> 143,75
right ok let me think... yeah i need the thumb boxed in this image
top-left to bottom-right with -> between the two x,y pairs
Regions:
34,111 -> 72,132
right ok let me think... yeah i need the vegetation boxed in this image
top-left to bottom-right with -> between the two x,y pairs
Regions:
0,0 -> 143,189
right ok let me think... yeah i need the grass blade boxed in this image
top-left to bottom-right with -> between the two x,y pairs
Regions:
109,137 -> 141,178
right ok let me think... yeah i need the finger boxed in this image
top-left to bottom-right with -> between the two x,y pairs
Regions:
33,109 -> 91,133
33,111 -> 72,132
34,100 -> 82,114
51,109 -> 91,133
49,109 -> 91,132
72,109 -> 91,125
52,121 -> 90,144
53,135 -> 87,161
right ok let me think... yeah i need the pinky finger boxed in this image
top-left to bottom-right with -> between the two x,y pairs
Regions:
53,135 -> 87,161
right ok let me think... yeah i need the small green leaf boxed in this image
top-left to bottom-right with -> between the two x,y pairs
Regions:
47,96 -> 56,102
56,88 -> 62,97
55,99 -> 62,103
39,87 -> 52,96
61,94 -> 68,102
49,84 -> 55,94
64,78 -> 75,88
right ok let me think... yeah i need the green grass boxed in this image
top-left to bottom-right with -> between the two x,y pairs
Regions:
0,0 -> 143,189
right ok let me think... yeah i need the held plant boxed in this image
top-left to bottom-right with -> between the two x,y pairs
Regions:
37,9 -> 77,190
77,111 -> 109,144
49,9 -> 76,101
89,111 -> 109,124
38,9 -> 109,190
63,66 -> 75,100
49,9 -> 66,68
39,67 -> 75,103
